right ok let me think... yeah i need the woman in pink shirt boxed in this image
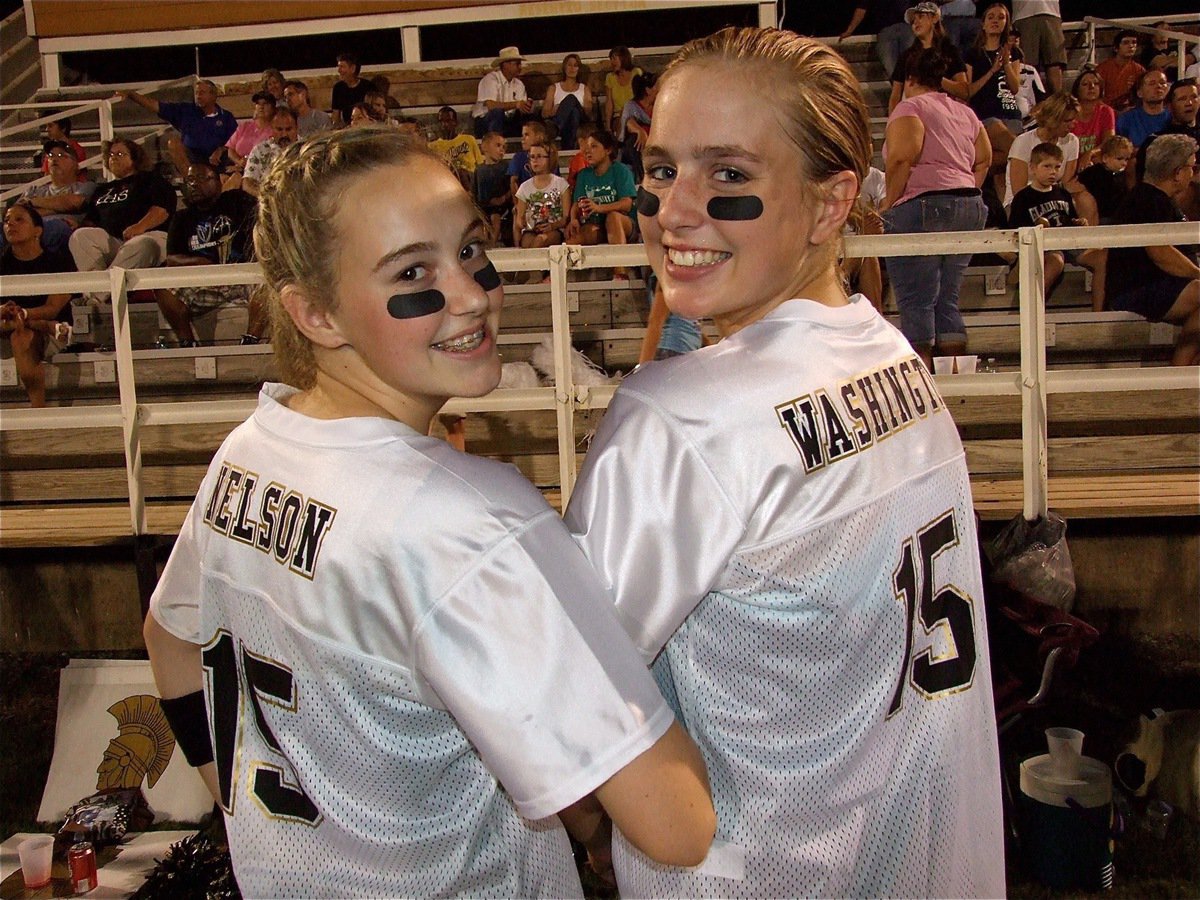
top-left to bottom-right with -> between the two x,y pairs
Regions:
882,47 -> 991,368
1071,67 -> 1116,167
226,92 -> 277,173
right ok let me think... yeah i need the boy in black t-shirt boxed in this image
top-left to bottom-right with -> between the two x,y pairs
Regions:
1007,141 -> 1102,297
1077,135 -> 1133,223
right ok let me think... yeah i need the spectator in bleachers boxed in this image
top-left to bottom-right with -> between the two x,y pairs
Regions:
69,139 -> 176,304
619,72 -> 657,182
261,68 -> 286,102
514,140 -> 571,264
331,52 -> 372,128
964,3 -> 1023,174
283,80 -> 332,138
224,91 -> 276,175
1117,69 -> 1172,149
365,90 -> 397,126
349,103 -> 375,128
1011,0 -> 1065,94
1077,134 -> 1133,221
542,54 -> 592,151
429,106 -> 484,189
1104,133 -> 1200,366
939,0 -> 979,52
839,1 -> 915,81
603,46 -> 641,134
370,74 -> 403,116
1096,31 -> 1145,113
473,131 -> 512,242
1136,79 -> 1200,218
38,116 -> 86,178
567,122 -> 598,193
567,131 -> 636,280
154,163 -> 262,348
1005,93 -> 1079,207
882,48 -> 990,368
472,46 -> 533,138
1010,30 -> 1047,122
17,142 -> 95,254
242,108 -> 299,197
507,120 -> 547,203
0,202 -> 75,407
841,199 -> 885,311
888,3 -> 969,114
1141,21 -> 1196,81
118,80 -> 238,178
1007,141 -> 1103,296
1070,66 -> 1116,167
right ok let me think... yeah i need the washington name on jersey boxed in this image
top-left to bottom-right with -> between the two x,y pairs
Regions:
201,460 -> 336,580
776,353 -> 944,473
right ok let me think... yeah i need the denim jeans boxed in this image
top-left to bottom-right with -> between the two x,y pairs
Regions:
876,22 -> 916,80
550,94 -> 584,150
884,192 -> 987,347
473,108 -> 524,138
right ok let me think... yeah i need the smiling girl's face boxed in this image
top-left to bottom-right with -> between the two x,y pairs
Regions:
319,156 -> 502,423
639,63 -> 854,334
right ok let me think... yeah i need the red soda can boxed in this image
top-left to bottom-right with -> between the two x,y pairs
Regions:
68,841 -> 98,894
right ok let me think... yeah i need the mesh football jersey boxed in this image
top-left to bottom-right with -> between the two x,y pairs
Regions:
566,296 -> 1005,898
151,383 -> 673,899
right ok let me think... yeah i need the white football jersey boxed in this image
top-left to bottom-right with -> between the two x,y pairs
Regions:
151,383 -> 673,899
566,296 -> 1005,899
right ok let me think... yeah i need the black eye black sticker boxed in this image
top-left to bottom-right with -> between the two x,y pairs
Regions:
707,195 -> 764,221
636,186 -> 660,217
473,259 -> 501,291
387,290 -> 445,319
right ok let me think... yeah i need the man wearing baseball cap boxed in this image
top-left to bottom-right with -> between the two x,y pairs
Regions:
473,46 -> 534,138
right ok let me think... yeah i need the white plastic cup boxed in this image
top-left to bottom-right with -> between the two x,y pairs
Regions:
956,354 -> 979,374
18,834 -> 54,889
933,356 -> 955,375
1046,727 -> 1085,779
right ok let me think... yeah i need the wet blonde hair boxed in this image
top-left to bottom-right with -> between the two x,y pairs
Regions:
253,126 -> 451,388
664,27 -> 871,200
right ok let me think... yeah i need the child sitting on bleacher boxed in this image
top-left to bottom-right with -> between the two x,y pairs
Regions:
473,131 -> 512,243
1076,134 -> 1133,223
1007,141 -> 1103,298
513,140 -> 571,258
507,120 -> 547,204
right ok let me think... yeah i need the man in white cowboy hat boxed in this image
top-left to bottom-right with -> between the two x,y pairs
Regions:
473,46 -> 534,138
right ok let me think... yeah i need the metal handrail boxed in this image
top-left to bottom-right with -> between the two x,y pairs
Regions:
1083,16 -> 1198,70
1,223 -> 1197,536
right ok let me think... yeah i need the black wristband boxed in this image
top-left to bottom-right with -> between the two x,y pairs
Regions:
160,690 -> 214,767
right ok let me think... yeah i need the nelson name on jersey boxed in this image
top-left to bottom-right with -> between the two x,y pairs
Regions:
775,354 -> 945,473
201,460 -> 336,579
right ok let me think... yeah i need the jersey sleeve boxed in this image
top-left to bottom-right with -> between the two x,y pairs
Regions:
410,508 -> 674,821
564,385 -> 746,660
149,495 -> 208,642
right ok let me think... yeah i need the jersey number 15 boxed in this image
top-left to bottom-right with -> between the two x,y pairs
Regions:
202,631 -> 322,825
887,510 -> 977,718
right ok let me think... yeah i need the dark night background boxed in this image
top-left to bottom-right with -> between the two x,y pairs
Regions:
2,1 -> 1196,84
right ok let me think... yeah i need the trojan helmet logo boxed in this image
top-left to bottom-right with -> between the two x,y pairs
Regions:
95,694 -> 176,791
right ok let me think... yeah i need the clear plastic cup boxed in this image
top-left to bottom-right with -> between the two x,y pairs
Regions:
18,834 -> 54,889
1046,726 -> 1085,779
956,354 -> 979,374
933,356 -> 955,375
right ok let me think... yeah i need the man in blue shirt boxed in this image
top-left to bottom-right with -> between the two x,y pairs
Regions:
118,79 -> 238,178
1117,69 -> 1172,149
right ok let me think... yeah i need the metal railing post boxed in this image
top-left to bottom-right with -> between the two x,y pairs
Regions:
109,267 -> 147,536
99,100 -> 115,179
547,245 -> 578,503
1087,22 -> 1096,66
1017,226 -> 1049,521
